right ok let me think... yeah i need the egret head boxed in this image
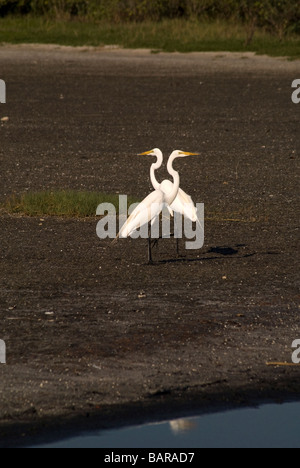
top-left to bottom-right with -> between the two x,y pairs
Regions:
138,148 -> 162,158
171,150 -> 199,158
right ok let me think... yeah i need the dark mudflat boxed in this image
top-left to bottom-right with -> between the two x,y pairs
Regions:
0,47 -> 299,447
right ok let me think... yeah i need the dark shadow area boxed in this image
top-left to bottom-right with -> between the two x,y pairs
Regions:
207,246 -> 238,256
153,244 -> 256,265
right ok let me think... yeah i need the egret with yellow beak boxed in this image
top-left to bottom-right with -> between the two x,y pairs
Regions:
116,150 -> 199,264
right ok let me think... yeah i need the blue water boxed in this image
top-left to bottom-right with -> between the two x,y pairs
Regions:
31,401 -> 300,448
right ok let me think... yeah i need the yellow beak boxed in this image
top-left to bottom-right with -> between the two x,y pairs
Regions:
180,151 -> 200,156
138,150 -> 153,156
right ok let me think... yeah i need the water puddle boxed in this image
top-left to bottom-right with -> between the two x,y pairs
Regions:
30,401 -> 300,448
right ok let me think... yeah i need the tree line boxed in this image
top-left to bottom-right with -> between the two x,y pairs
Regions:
0,0 -> 299,41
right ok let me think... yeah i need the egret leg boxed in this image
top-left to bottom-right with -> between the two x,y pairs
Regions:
152,238 -> 159,249
174,216 -> 185,258
176,237 -> 180,257
174,216 -> 180,257
148,225 -> 153,265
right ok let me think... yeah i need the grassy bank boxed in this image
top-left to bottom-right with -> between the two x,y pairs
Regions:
0,16 -> 299,57
2,191 -> 139,217
1,190 -> 265,223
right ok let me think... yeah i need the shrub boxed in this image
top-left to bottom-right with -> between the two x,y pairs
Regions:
0,0 -> 299,39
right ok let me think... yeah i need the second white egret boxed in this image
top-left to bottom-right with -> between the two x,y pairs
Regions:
116,150 -> 199,263
140,148 -> 200,255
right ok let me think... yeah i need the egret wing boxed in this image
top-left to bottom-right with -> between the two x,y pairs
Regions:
119,190 -> 164,238
160,180 -> 198,222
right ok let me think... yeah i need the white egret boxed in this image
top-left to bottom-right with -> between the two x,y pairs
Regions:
140,148 -> 200,255
116,150 -> 198,263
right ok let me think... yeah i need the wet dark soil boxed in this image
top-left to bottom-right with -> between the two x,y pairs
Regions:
0,47 -> 299,447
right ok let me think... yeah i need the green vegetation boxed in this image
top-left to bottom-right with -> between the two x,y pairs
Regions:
0,16 -> 299,57
0,0 -> 299,36
2,190 -> 139,217
0,1 -> 299,57
1,190 -> 266,223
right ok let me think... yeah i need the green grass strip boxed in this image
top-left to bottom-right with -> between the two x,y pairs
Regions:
0,17 -> 299,58
2,190 -> 139,218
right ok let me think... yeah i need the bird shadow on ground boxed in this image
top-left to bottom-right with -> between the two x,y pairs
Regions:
150,243 -> 277,265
